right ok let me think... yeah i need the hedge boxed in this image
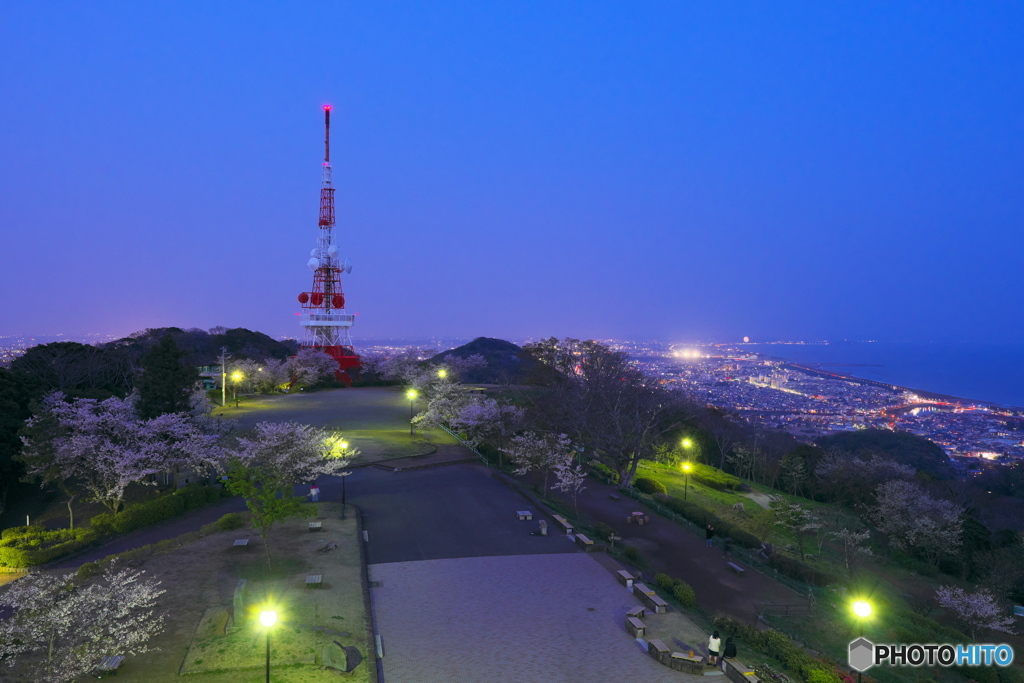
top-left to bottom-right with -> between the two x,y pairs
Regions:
0,528 -> 99,567
91,484 -> 222,535
652,494 -> 761,549
589,462 -> 620,485
713,614 -> 841,683
634,477 -> 667,495
655,572 -> 696,608
765,553 -> 837,588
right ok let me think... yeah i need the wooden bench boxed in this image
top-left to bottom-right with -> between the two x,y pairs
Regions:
669,651 -> 706,674
727,562 -> 746,576
647,638 -> 671,665
616,570 -> 635,588
626,605 -> 645,619
516,510 -> 533,520
608,493 -> 621,501
305,574 -> 323,588
633,581 -> 655,597
308,522 -> 322,533
95,655 -> 124,677
636,587 -> 668,614
574,533 -> 595,551
626,615 -> 646,638
552,514 -> 574,535
232,539 -> 249,548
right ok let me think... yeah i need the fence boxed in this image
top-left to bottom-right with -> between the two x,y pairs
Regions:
439,425 -> 490,464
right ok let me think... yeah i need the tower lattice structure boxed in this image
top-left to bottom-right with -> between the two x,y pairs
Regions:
297,105 -> 360,381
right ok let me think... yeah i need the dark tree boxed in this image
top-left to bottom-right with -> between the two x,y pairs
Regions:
0,368 -> 35,515
10,342 -> 133,399
135,335 -> 199,419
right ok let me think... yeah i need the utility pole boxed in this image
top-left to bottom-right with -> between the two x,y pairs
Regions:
220,347 -> 228,407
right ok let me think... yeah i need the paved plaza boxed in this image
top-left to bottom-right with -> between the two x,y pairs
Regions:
370,553 -> 701,683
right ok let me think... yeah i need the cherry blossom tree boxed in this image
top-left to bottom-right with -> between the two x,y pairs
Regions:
286,347 -> 339,386
553,460 -> 587,519
772,501 -> 820,560
828,527 -> 873,573
236,421 -> 356,483
411,376 -> 471,432
449,396 -> 524,465
0,564 -> 165,683
873,480 -> 964,565
501,431 -> 572,498
935,585 -> 1016,639
20,392 -> 223,515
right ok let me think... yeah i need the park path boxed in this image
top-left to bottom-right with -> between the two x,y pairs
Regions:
518,470 -> 807,624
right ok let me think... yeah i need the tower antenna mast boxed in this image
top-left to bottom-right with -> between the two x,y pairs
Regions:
296,105 -> 360,382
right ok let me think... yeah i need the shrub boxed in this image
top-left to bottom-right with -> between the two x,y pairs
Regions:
593,522 -> 615,541
589,462 -> 619,485
623,545 -> 640,563
0,527 -> 99,567
766,553 -> 837,587
212,513 -> 245,531
90,484 -> 222,536
672,580 -> 696,608
634,477 -> 667,495
1,526 -> 47,540
77,561 -> 101,579
654,573 -> 674,591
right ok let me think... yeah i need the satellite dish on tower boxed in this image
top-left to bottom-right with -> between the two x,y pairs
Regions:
307,258 -> 319,271
343,257 -> 353,274
327,244 -> 339,258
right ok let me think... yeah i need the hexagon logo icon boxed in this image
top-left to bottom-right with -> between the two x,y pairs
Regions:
849,637 -> 875,672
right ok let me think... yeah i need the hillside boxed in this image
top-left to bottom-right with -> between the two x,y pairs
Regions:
816,429 -> 952,479
431,337 -> 527,384
103,327 -> 299,366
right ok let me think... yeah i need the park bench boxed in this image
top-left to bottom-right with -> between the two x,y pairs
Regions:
516,510 -> 533,521
552,515 -> 574,535
574,533 -> 595,551
308,522 -> 322,533
633,581 -> 655,597
232,539 -> 249,549
616,570 -> 635,588
94,655 -> 124,678
727,562 -> 746,576
626,605 -> 645,619
637,591 -> 668,614
317,542 -> 338,553
647,638 -> 671,665
669,651 -> 706,675
305,574 -> 323,589
626,615 -> 646,638
608,493 -> 621,501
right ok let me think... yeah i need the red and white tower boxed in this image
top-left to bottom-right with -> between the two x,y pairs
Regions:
297,105 -> 360,382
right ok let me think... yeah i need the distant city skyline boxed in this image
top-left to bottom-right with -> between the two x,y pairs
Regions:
2,3 -> 1023,343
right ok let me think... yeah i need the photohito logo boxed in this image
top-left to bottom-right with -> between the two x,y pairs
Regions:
849,638 -> 1014,671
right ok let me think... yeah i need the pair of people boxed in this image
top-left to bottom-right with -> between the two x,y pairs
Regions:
707,631 -> 737,666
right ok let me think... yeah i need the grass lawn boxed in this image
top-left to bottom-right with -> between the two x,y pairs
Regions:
107,503 -> 370,682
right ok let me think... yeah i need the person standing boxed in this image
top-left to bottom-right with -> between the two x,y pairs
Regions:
310,484 -> 320,502
705,524 -> 716,547
707,630 -> 722,666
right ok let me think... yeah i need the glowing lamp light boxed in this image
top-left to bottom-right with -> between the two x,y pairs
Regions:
339,441 -> 349,449
323,104 -> 332,111
682,462 -> 692,472
406,389 -> 418,401
260,610 -> 278,628
231,372 -> 244,382
853,601 -> 872,619
437,368 -> 448,378
681,438 -> 694,449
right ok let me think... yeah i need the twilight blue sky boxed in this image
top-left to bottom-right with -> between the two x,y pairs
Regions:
1,2 -> 1022,343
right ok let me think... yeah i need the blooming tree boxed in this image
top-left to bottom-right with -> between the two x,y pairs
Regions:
236,421 -> 355,483
501,431 -> 572,498
934,585 -> 1015,639
0,564 -> 165,683
873,479 -> 964,565
20,392 -> 223,514
449,396 -> 524,464
772,501 -> 820,560
286,347 -> 339,386
828,527 -> 873,573
553,459 -> 587,519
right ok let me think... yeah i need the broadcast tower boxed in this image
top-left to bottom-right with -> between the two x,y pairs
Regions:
297,105 -> 360,382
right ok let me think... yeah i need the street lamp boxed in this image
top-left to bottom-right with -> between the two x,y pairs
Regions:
852,600 -> 872,683
231,371 -> 244,407
437,368 -> 447,379
406,389 -> 418,436
340,470 -> 352,520
682,462 -> 692,500
260,609 -> 277,683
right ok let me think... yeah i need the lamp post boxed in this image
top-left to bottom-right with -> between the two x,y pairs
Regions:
682,462 -> 692,500
437,368 -> 447,379
260,609 -> 277,683
852,600 -> 872,683
406,389 -> 418,436
340,470 -> 352,520
231,371 -> 244,407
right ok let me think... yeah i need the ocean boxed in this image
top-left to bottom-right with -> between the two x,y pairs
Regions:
733,342 -> 1024,408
